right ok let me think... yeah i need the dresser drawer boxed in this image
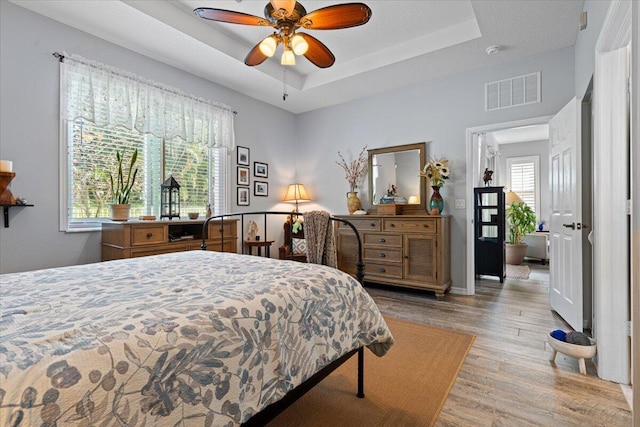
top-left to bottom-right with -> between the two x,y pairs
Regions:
208,221 -> 237,239
364,247 -> 402,262
338,218 -> 381,231
131,225 -> 166,246
383,218 -> 436,234
365,262 -> 403,279
363,233 -> 402,247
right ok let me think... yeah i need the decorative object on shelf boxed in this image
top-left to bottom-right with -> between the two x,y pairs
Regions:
283,183 -> 311,213
0,172 -> 16,205
420,157 -> 449,214
254,162 -> 268,178
188,212 -> 200,220
109,149 -> 138,221
247,220 -> 258,241
483,168 -> 494,186
237,146 -> 249,166
160,175 -> 181,220
538,220 -> 545,231
505,192 -> 536,265
0,160 -> 13,173
429,186 -> 444,214
336,145 -> 367,213
206,203 -> 212,218
346,191 -> 362,214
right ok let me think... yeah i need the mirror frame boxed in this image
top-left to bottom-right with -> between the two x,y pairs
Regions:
368,142 -> 427,214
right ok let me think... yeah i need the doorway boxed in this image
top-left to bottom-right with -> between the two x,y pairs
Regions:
465,116 -> 552,296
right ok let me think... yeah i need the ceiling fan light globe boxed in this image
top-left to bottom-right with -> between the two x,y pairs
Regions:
290,34 -> 309,55
271,0 -> 296,16
259,36 -> 277,57
281,48 -> 296,65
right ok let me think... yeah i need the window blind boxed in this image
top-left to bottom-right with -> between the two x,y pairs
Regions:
508,157 -> 538,215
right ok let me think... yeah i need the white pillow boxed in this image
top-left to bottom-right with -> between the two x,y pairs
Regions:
292,238 -> 306,255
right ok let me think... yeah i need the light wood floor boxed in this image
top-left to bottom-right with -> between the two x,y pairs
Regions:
365,262 -> 632,426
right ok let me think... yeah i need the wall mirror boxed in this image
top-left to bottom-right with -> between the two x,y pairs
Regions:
368,142 -> 426,213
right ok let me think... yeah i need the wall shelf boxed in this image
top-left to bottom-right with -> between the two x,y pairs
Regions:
1,204 -> 34,228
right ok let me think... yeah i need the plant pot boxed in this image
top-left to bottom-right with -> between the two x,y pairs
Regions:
110,204 -> 131,221
505,243 -> 528,265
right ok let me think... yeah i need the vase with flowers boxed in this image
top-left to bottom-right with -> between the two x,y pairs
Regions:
419,157 -> 450,214
336,146 -> 368,214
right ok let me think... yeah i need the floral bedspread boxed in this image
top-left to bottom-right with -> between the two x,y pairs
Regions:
0,251 -> 393,426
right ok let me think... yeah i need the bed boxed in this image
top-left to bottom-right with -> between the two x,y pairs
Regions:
0,213 -> 393,426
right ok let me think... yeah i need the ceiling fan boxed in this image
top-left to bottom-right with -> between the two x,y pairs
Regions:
194,0 -> 372,68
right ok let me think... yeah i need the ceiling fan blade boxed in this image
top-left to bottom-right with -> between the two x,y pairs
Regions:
244,41 -> 273,66
194,8 -> 271,26
300,3 -> 372,30
299,33 -> 335,68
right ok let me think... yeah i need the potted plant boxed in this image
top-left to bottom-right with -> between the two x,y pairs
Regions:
109,148 -> 138,221
505,201 -> 536,265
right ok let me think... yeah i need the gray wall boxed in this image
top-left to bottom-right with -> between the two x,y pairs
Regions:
0,2 -> 296,273
296,47 -> 575,290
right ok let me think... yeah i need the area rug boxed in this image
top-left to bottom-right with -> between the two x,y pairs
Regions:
268,317 -> 475,427
506,264 -> 531,279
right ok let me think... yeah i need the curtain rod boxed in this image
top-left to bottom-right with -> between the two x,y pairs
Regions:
53,52 -> 237,115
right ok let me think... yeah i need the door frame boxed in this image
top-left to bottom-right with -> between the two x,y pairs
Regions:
592,0 -> 631,384
465,116 -> 552,295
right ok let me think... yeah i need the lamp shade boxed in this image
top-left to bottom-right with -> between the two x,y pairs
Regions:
271,0 -> 295,16
281,47 -> 295,65
506,191 -> 524,205
283,183 -> 310,203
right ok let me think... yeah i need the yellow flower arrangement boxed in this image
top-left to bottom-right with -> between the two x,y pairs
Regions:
420,157 -> 450,187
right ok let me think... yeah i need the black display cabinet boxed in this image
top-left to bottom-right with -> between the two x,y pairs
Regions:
474,186 -> 505,282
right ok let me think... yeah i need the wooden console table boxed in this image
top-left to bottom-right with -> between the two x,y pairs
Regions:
101,218 -> 238,261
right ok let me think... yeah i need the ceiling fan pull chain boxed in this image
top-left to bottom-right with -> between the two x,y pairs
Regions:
282,67 -> 289,101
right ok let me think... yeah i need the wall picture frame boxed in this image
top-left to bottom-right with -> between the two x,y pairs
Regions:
237,146 -> 250,166
237,166 -> 250,186
237,187 -> 250,206
254,161 -> 268,178
254,181 -> 268,197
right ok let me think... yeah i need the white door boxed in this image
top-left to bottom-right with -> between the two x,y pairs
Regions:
549,97 -> 583,331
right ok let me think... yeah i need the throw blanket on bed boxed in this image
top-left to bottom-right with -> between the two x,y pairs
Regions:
0,251 -> 393,426
304,210 -> 337,268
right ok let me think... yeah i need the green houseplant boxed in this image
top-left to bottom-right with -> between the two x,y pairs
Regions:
109,148 -> 138,220
505,201 -> 536,265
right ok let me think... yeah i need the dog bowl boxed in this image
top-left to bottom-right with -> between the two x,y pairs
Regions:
547,332 -> 596,375
188,212 -> 199,220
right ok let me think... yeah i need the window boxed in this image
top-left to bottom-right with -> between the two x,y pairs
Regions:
59,53 -> 234,231
507,156 -> 539,218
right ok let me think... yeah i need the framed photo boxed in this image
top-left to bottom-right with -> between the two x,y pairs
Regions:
237,187 -> 250,206
237,146 -> 250,166
237,166 -> 250,186
254,181 -> 268,197
254,162 -> 268,178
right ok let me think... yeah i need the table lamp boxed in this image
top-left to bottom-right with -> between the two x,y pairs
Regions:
283,183 -> 311,212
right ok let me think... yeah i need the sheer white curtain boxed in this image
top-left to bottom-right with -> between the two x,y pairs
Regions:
60,53 -> 235,149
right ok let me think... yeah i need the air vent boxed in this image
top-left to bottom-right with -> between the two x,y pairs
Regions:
485,72 -> 540,111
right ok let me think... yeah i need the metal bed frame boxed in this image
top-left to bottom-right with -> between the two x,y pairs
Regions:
200,211 -> 366,426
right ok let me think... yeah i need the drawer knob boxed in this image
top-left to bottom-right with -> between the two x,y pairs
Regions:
390,223 -> 396,227
370,223 -> 376,227
378,253 -> 386,258
378,267 -> 386,273
147,233 -> 153,238
404,255 -> 409,259
423,224 -> 429,228
378,238 -> 386,243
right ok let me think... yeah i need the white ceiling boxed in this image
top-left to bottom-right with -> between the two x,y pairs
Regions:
11,0 -> 585,114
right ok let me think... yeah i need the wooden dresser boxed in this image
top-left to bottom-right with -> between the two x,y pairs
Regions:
335,215 -> 451,300
101,219 -> 238,261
